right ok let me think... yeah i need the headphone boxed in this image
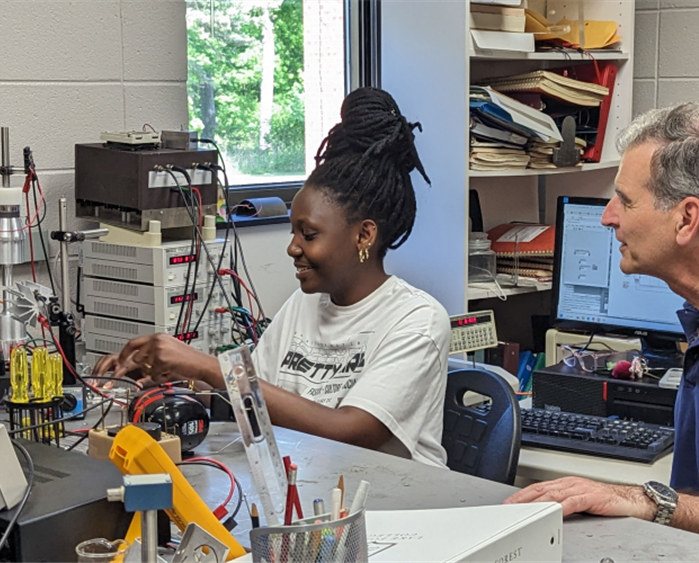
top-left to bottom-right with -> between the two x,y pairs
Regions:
128,383 -> 210,452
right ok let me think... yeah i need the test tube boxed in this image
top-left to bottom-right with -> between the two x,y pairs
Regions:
10,347 -> 29,403
49,353 -> 64,398
32,346 -> 50,401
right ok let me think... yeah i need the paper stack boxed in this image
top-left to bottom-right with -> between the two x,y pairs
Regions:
469,86 -> 573,171
470,139 -> 529,171
483,70 -> 609,107
470,4 -> 525,33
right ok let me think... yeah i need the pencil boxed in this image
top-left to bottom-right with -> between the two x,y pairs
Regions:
337,475 -> 345,508
251,503 -> 260,529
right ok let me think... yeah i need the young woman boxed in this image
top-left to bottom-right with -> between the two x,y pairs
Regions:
93,87 -> 451,467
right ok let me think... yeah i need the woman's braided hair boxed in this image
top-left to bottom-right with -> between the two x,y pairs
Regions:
305,87 -> 430,258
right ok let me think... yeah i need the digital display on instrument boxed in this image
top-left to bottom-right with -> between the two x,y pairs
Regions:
175,331 -> 199,342
170,292 -> 198,305
169,254 -> 197,265
450,314 -> 489,329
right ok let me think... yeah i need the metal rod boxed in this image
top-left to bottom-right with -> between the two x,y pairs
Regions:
1,127 -> 10,188
59,198 -> 70,312
141,509 -> 158,563
80,228 -> 109,240
2,264 -> 11,314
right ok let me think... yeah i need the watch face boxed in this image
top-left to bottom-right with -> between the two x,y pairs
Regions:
647,481 -> 677,502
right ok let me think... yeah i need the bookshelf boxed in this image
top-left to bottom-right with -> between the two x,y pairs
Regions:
381,0 -> 635,319
472,51 -> 630,61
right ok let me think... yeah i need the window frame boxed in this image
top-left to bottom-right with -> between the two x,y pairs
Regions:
191,0 -> 381,226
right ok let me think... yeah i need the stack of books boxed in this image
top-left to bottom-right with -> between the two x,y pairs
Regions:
469,0 -> 534,53
483,70 -> 610,107
470,4 -> 525,33
468,86 -> 594,171
469,134 -> 529,171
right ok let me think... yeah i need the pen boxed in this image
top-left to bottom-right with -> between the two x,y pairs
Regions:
285,464 -> 298,526
313,498 -> 325,516
337,475 -> 345,508
331,487 -> 342,521
349,480 -> 370,515
251,503 -> 260,529
316,534 -> 335,563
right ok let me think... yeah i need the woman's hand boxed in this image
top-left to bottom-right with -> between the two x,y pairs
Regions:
91,333 -> 224,388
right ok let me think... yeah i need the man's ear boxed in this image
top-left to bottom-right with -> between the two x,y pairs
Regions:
356,219 -> 378,250
676,197 -> 699,246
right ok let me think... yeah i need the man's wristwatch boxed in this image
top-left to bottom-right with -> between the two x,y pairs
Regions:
642,481 -> 678,525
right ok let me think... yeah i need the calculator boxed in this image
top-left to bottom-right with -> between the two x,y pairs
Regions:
449,310 -> 498,354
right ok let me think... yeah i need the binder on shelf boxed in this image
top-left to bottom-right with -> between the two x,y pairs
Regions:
471,86 -> 562,143
470,117 -> 528,146
487,223 -> 555,257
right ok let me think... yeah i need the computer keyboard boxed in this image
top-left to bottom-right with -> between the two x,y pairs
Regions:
520,408 -> 675,464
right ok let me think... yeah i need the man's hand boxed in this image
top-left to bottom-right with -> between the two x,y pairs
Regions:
504,476 -> 656,520
91,333 -> 224,388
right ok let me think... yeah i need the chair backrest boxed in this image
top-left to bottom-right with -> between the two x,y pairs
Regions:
442,368 -> 521,485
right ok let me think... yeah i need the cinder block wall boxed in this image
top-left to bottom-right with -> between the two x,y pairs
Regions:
0,0 -> 187,288
634,0 -> 699,114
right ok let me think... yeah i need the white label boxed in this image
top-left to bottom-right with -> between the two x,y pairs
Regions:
148,169 -> 212,188
496,225 -> 548,243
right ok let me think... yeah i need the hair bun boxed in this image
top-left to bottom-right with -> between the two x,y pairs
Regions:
335,88 -> 429,183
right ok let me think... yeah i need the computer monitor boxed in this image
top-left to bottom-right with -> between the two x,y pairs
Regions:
551,196 -> 686,365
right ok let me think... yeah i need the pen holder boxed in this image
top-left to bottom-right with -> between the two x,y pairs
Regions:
250,510 -> 368,563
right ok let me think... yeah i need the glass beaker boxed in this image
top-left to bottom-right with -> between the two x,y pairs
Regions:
75,538 -> 129,563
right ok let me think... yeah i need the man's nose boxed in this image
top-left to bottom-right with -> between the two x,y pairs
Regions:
601,198 -> 619,227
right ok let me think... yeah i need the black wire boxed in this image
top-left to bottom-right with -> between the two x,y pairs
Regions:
0,441 -> 35,553
164,169 -> 201,342
7,397 -> 114,436
41,311 -> 123,405
162,172 -> 237,316
31,175 -> 56,295
196,138 -> 227,178
175,187 -> 198,336
66,399 -> 114,452
85,375 -> 143,389
213,164 -> 266,321
191,164 -> 235,335
580,331 -> 597,352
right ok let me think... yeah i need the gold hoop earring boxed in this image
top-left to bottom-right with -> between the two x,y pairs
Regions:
359,247 -> 370,263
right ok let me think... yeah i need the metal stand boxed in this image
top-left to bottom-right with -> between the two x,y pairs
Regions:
107,474 -> 173,563
49,197 -> 108,382
0,127 -> 27,360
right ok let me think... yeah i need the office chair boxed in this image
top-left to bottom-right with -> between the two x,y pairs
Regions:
442,368 -> 521,485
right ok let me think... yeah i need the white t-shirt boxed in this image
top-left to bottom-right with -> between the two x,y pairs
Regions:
252,275 -> 450,468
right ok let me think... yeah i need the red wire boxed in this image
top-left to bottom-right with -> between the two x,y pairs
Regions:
181,456 -> 236,517
218,269 -> 262,321
38,316 -> 128,407
24,191 -> 37,282
4,175 -> 45,233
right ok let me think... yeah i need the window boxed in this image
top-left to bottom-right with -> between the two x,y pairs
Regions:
186,0 -> 347,197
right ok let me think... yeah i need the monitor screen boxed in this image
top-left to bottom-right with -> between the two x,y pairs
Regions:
551,196 -> 686,340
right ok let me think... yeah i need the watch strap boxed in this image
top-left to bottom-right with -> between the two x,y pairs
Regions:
643,481 -> 678,525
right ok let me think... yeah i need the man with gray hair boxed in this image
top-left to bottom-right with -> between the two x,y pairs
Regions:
505,103 -> 699,532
